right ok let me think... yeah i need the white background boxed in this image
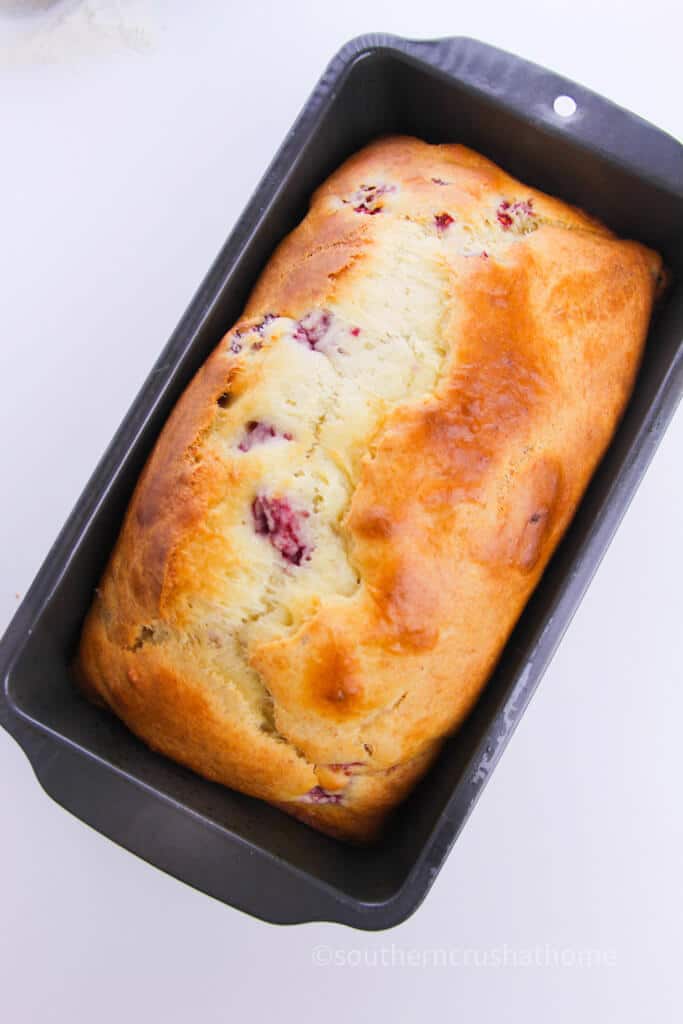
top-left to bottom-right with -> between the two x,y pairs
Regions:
1,1 -> 681,1020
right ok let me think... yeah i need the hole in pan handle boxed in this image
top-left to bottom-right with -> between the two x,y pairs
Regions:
397,34 -> 683,197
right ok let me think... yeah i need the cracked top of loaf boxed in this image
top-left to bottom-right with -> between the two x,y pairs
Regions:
76,136 -> 661,841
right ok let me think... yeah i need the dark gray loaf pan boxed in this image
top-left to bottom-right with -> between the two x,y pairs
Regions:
1,34 -> 681,930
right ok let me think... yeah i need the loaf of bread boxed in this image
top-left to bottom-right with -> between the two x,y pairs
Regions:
77,137 -> 661,841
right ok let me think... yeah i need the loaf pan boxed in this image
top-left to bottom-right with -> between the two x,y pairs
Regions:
1,35 -> 681,930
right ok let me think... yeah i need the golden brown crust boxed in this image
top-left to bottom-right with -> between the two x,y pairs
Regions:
76,136 -> 661,842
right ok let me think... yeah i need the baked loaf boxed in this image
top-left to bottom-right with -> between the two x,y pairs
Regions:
77,137 -> 662,841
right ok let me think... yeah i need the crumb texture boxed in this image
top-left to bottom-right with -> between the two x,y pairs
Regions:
77,136 -> 661,841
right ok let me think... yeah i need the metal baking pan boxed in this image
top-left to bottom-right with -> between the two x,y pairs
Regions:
1,34 -> 681,930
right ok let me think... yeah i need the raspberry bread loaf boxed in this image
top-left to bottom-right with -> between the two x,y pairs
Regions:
77,137 -> 662,841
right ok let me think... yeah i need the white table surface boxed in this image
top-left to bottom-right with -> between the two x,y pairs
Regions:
1,2 -> 681,1020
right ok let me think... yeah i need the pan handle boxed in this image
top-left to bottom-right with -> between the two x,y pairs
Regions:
390,35 -> 683,197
